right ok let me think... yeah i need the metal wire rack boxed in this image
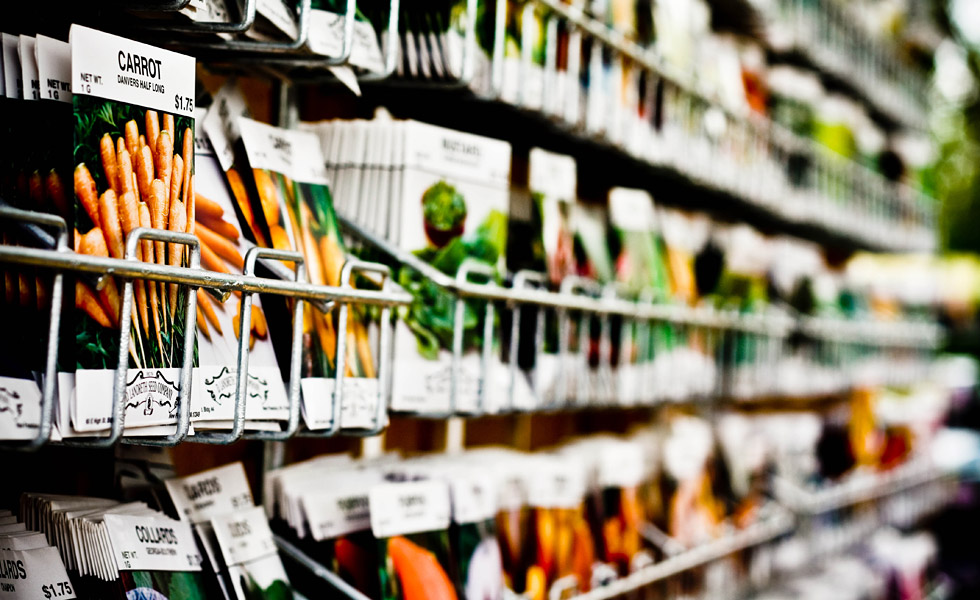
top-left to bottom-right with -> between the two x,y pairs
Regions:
0,200 -> 945,450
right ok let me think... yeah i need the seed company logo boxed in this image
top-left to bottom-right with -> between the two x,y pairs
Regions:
203,366 -> 270,407
125,370 -> 179,417
0,386 -> 29,428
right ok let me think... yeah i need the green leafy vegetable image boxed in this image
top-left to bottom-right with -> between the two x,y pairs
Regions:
422,181 -> 467,248
399,180 -> 508,359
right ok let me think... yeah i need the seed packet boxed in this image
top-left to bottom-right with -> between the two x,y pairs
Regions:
261,453 -> 353,522
237,117 -> 383,432
593,440 -> 646,575
308,0 -> 385,74
0,545 -> 76,600
706,225 -> 772,398
165,463 -> 254,525
660,414 -> 723,548
390,120 -> 511,415
103,512 -> 208,600
190,115 -> 290,432
211,506 -> 294,600
608,188 -> 669,404
510,0 -> 546,110
369,480 -> 454,600
292,469 -> 384,598
516,149 -> 577,407
521,453 -> 593,598
67,25 -> 197,438
715,412 -> 772,529
244,0 -> 301,44
443,471 -> 504,600
0,530 -> 50,550
567,202 -> 614,404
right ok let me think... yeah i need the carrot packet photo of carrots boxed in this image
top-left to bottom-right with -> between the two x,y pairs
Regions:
236,116 -> 384,433
186,112 -> 291,433
369,479 -> 457,600
65,25 -> 197,438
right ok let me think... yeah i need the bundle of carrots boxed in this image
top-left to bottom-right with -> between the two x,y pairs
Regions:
72,110 -> 193,368
192,191 -> 269,350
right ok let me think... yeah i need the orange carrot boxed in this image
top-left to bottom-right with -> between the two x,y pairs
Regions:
118,191 -> 139,235
29,171 -> 43,209
140,202 -> 164,352
150,179 -> 167,265
138,202 -> 154,264
74,164 -> 101,230
155,130 -> 173,220
184,169 -> 194,235
169,154 -> 184,221
195,192 -> 224,222
353,317 -> 375,378
76,281 -> 112,328
45,170 -> 70,219
181,127 -> 193,203
117,147 -> 135,199
77,230 -> 121,326
196,305 -> 211,341
79,227 -> 109,258
252,305 -> 268,338
145,110 -> 160,159
200,240 -> 231,274
98,190 -> 124,260
197,288 -> 222,335
196,222 -> 243,270
168,200 -> 186,315
136,144 -> 154,202
224,168 -> 267,246
124,120 -> 139,169
118,190 -> 147,334
199,212 -> 240,241
162,113 -> 175,141
100,134 -> 121,197
18,271 -> 32,309
252,169 -> 280,226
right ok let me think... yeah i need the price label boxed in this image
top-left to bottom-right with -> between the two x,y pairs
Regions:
40,581 -> 72,599
174,93 -> 194,113
0,547 -> 75,600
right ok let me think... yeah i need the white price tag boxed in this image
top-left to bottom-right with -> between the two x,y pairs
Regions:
69,25 -> 195,116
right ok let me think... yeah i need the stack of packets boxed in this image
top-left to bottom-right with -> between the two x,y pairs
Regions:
165,462 -> 295,599
0,32 -> 72,442
18,493 -> 208,599
301,114 -> 525,415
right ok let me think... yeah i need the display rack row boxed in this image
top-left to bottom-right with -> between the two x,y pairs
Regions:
763,0 -> 929,130
112,0 -> 937,253
0,203 -> 941,451
273,460 -> 954,600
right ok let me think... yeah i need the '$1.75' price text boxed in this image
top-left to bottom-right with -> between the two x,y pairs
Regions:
41,581 -> 73,599
175,94 -> 194,112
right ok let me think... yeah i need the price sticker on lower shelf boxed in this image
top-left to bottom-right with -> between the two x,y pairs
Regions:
0,546 -> 75,599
